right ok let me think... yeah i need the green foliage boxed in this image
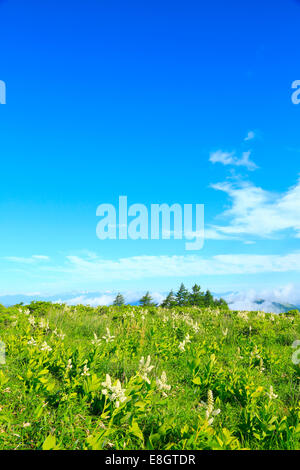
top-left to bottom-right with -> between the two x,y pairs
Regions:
0,303 -> 300,449
139,292 -> 156,307
189,284 -> 204,307
161,290 -> 177,308
162,284 -> 229,309
113,293 -> 125,306
0,304 -> 6,314
176,283 -> 190,306
286,309 -> 300,317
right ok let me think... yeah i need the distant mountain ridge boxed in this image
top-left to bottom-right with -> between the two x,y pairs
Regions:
254,299 -> 299,313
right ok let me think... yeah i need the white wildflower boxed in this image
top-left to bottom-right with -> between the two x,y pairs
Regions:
53,329 -> 65,340
102,328 -> 115,343
156,371 -> 171,396
200,390 -> 221,426
28,316 -> 36,327
237,311 -> 249,321
40,341 -> 52,352
39,319 -> 50,331
91,332 -> 102,347
266,386 -> 278,400
257,311 -> 265,319
101,374 -> 127,408
81,361 -> 90,376
178,334 -> 191,352
138,355 -> 154,384
27,337 -> 37,346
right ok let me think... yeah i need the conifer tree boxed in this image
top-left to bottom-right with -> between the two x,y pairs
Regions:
139,291 -> 156,307
161,290 -> 176,308
113,293 -> 125,306
189,284 -> 204,307
176,283 -> 189,306
204,289 -> 214,307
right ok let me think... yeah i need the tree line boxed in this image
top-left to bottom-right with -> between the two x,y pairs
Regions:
113,283 -> 228,309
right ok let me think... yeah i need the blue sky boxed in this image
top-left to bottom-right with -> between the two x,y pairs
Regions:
0,0 -> 300,305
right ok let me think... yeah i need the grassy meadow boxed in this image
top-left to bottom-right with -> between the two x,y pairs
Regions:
0,301 -> 300,450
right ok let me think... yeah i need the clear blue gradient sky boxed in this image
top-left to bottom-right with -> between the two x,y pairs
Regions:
0,0 -> 300,302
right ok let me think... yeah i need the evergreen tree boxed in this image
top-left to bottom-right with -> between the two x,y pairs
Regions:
113,293 -> 125,306
176,283 -> 189,306
189,284 -> 205,307
161,290 -> 176,308
204,289 -> 214,307
139,291 -> 156,307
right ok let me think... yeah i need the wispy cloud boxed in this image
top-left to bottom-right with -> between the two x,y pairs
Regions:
209,131 -> 258,170
32,255 -> 49,260
244,130 -> 256,141
2,250 -> 300,294
4,255 -> 50,264
41,251 -> 300,284
209,150 -> 257,170
207,176 -> 300,240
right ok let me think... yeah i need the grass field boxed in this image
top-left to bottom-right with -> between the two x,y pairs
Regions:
0,302 -> 300,450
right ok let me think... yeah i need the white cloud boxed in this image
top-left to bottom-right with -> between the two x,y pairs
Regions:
5,250 -> 300,288
208,177 -> 300,239
149,292 -> 165,304
4,255 -> 50,264
225,284 -> 300,313
37,251 -> 300,285
66,294 -> 115,306
209,150 -> 257,170
244,130 -> 256,141
64,291 -> 165,306
204,228 -> 232,240
209,151 -> 235,166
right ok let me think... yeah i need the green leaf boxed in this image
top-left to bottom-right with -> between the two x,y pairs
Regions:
42,435 -> 57,450
129,419 -> 144,442
192,376 -> 201,385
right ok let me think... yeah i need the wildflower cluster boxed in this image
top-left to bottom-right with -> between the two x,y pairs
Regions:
138,355 -> 154,384
200,390 -> 221,426
102,328 -> 115,343
1,302 -> 300,450
101,374 -> 127,408
178,334 -> 191,352
156,371 -> 171,397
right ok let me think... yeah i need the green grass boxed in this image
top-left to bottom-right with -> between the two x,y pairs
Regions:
0,302 -> 300,450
